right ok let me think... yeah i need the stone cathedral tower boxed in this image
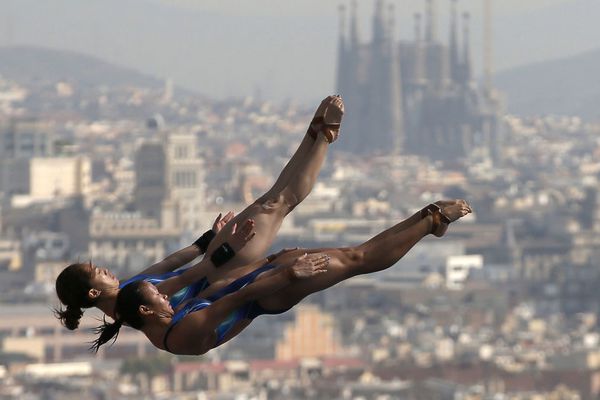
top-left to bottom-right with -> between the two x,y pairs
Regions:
336,0 -> 405,155
336,0 -> 503,161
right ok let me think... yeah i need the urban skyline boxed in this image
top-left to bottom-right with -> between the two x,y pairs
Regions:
1,1 -> 600,399
2,0 -> 600,102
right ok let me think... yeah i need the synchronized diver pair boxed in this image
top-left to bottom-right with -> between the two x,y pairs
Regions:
55,95 -> 472,355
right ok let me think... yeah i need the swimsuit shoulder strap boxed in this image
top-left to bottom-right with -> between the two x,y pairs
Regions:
162,298 -> 211,353
163,323 -> 176,353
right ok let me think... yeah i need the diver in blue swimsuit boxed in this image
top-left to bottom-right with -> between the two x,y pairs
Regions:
54,212 -> 253,329
57,95 -> 346,335
119,266 -> 210,310
162,263 -> 281,349
91,200 -> 472,355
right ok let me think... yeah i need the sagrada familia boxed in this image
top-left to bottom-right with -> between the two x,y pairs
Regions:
336,0 -> 503,161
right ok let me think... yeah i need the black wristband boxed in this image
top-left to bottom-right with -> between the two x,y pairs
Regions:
193,230 -> 216,253
210,242 -> 236,267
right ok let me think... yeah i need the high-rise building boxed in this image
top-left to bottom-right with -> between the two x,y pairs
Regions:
0,118 -> 55,198
134,141 -> 166,219
336,0 -> 504,161
134,129 -> 206,233
0,118 -> 54,158
165,131 -> 206,233
98,129 -> 208,270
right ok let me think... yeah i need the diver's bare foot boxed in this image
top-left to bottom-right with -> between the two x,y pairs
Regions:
434,199 -> 472,213
307,95 -> 345,143
432,200 -> 472,237
420,200 -> 472,237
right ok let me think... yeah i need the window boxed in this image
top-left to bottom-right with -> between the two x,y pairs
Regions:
174,146 -> 188,159
174,171 -> 197,188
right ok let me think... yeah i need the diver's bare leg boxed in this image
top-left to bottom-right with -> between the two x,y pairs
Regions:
266,95 -> 340,196
202,97 -> 343,280
266,133 -> 316,197
258,203 -> 470,310
256,217 -> 431,310
363,200 -> 466,246
205,134 -> 331,274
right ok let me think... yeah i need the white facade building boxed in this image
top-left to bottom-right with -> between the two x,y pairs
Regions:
445,254 -> 484,290
29,156 -> 91,201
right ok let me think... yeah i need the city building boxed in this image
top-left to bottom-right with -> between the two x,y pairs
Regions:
275,305 -> 343,360
445,254 -> 483,290
0,237 -> 22,271
336,0 -> 504,161
0,118 -> 55,199
134,140 -> 166,219
0,118 -> 54,159
27,156 -> 91,202
88,210 -> 181,272
0,304 -> 156,363
134,129 -> 206,234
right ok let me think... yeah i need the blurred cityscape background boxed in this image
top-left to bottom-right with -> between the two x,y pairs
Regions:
1,0 -> 600,399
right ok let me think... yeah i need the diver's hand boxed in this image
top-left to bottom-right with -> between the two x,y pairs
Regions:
212,211 -> 235,234
229,219 -> 256,252
266,247 -> 300,263
288,253 -> 329,280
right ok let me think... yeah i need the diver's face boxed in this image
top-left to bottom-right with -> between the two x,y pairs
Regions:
87,263 -> 119,291
138,282 -> 174,317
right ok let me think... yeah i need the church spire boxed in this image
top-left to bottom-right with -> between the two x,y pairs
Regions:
386,3 -> 405,154
387,3 -> 395,42
349,0 -> 359,48
335,4 -> 347,95
425,0 -> 438,42
338,4 -> 347,42
462,12 -> 472,83
449,0 -> 460,83
372,0 -> 386,44
414,12 -> 423,43
413,13 -> 426,85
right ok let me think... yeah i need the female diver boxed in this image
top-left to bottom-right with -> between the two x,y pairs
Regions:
92,200 -> 472,354
55,95 -> 344,330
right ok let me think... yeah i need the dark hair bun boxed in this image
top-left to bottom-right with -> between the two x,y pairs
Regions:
55,263 -> 96,330
55,305 -> 83,330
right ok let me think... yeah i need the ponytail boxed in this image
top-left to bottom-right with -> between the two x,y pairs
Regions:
90,316 -> 123,353
53,305 -> 84,330
55,263 -> 96,330
91,280 -> 147,352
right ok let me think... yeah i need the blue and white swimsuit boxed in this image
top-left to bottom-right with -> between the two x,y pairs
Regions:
162,264 -> 289,352
120,268 -> 209,309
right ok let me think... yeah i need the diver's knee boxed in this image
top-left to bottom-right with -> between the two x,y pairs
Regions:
280,188 -> 301,210
260,190 -> 299,212
254,192 -> 287,211
343,247 -> 365,267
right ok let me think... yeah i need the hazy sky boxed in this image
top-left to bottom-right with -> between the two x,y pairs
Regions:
3,0 -> 598,104
158,0 -> 572,17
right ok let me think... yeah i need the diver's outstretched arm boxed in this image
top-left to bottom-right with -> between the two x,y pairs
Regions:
155,220 -> 256,297
137,212 -> 235,276
138,245 -> 202,277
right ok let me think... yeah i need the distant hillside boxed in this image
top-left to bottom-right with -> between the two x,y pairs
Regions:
495,48 -> 600,121
0,46 -> 162,88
